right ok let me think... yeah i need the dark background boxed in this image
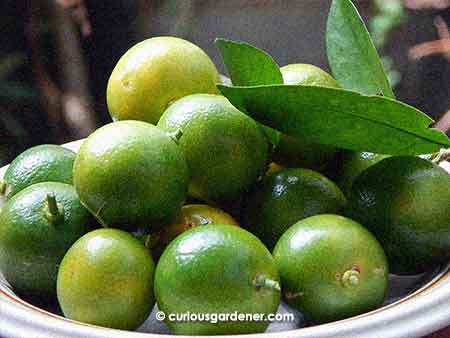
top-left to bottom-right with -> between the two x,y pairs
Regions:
1,0 -> 450,168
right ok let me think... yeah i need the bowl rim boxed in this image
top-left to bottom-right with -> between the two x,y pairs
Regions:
1,139 -> 449,338
1,262 -> 449,338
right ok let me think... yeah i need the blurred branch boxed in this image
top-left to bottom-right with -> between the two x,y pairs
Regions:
25,1 -> 97,143
25,3 -> 67,142
435,108 -> 450,133
134,0 -> 153,39
404,0 -> 450,9
52,1 -> 97,137
409,16 -> 450,60
55,0 -> 91,36
168,0 -> 196,38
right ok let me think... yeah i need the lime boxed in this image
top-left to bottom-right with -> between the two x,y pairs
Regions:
157,94 -> 268,203
348,156 -> 450,275
155,224 -> 280,335
244,168 -> 347,250
1,144 -> 75,199
0,182 -> 92,296
281,63 -> 340,87
149,204 -> 238,259
57,228 -> 155,330
336,151 -> 390,197
273,64 -> 340,171
73,120 -> 189,229
273,214 -> 389,324
107,37 -> 220,124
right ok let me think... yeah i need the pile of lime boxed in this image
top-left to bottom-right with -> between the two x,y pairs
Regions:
1,1 -> 450,335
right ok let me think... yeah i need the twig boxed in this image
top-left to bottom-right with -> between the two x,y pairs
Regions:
169,1 -> 196,38
55,0 -> 91,36
134,0 -> 153,39
25,3 -> 67,142
435,108 -> 450,133
408,16 -> 450,60
404,0 -> 450,9
409,38 -> 450,59
51,1 -> 97,138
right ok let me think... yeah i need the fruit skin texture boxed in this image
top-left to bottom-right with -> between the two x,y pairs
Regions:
336,151 -> 390,198
244,168 -> 347,250
57,228 -> 155,330
348,156 -> 450,275
158,94 -> 268,203
107,36 -> 220,124
273,64 -> 340,171
273,214 -> 389,324
155,224 -> 280,335
149,204 -> 238,259
2,144 -> 76,199
73,120 -> 189,229
0,182 -> 92,296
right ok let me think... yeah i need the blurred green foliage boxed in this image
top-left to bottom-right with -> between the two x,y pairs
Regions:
370,0 -> 406,88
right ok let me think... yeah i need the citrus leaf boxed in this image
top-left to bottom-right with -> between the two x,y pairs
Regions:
215,38 -> 283,146
218,84 -> 450,155
326,0 -> 395,98
215,38 -> 283,86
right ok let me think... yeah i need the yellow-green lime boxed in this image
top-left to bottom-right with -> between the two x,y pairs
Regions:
0,182 -> 93,296
57,228 -> 155,330
348,156 -> 450,275
244,168 -> 347,250
107,37 -> 220,124
73,120 -> 189,229
155,224 -> 280,335
157,94 -> 268,203
273,214 -> 389,324
148,204 -> 238,259
1,144 -> 75,199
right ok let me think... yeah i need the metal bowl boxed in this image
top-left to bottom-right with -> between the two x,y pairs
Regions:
1,140 -> 449,338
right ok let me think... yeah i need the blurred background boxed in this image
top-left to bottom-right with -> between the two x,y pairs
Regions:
1,0 -> 450,167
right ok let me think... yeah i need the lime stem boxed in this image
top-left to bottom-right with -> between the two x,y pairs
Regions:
0,181 -> 6,195
430,148 -> 450,164
254,274 -> 281,292
341,269 -> 360,288
167,129 -> 183,144
45,193 -> 64,224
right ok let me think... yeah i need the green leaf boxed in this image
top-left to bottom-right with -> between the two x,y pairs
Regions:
215,38 -> 283,146
218,84 -> 450,155
215,38 -> 283,86
326,0 -> 395,98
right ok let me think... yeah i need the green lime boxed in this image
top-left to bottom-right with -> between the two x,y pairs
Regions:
155,224 -> 280,335
0,182 -> 92,296
107,37 -> 220,124
149,204 -> 238,259
272,64 -> 340,171
73,120 -> 189,229
336,151 -> 390,197
348,156 -> 450,275
157,94 -> 268,203
281,63 -> 340,87
57,228 -> 155,330
273,214 -> 389,324
244,168 -> 347,250
1,144 -> 76,199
